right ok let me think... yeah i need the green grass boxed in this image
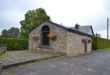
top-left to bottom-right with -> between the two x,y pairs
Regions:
96,48 -> 110,51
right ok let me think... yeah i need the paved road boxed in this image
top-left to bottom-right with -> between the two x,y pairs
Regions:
4,50 -> 110,75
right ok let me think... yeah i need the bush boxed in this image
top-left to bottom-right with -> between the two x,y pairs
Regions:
92,37 -> 110,50
0,38 -> 28,51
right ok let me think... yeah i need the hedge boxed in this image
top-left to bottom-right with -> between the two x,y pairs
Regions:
0,38 -> 28,51
92,37 -> 110,50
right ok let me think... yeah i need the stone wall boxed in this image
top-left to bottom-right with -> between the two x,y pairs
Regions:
0,45 -> 7,55
29,22 -> 67,53
29,22 -> 92,56
66,32 -> 92,56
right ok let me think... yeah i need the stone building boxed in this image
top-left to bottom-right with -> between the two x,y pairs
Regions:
29,21 -> 93,56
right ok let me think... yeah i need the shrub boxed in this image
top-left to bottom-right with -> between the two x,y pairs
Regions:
32,35 -> 39,40
48,34 -> 57,39
92,37 -> 110,50
0,37 -> 28,51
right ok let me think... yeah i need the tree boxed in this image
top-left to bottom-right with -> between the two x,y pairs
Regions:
20,8 -> 51,39
7,27 -> 20,38
1,29 -> 8,37
1,27 -> 20,38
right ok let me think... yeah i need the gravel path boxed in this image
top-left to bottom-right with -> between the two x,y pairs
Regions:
0,50 -> 52,64
3,50 -> 110,75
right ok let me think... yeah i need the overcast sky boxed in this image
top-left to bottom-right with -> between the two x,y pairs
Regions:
0,0 -> 110,38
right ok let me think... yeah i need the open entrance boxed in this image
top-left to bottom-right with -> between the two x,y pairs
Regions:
41,26 -> 49,46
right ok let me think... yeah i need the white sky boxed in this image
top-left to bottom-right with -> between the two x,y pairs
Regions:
0,0 -> 110,38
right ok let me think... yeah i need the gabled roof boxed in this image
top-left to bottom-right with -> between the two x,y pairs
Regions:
29,21 -> 93,37
71,25 -> 94,36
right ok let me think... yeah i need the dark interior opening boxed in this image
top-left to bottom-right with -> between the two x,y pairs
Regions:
85,42 -> 87,53
41,26 -> 49,46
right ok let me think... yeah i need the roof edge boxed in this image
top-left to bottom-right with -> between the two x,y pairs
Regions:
28,21 -> 93,37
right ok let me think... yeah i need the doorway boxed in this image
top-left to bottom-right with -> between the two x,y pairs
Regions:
41,26 -> 49,46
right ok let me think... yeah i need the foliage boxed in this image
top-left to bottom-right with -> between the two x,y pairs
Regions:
1,29 -> 8,37
82,39 -> 88,43
0,37 -> 28,51
82,39 -> 92,43
1,27 -> 20,38
8,27 -> 20,38
32,35 -> 39,40
48,34 -> 57,39
88,39 -> 92,43
92,37 -> 110,50
20,8 -> 51,39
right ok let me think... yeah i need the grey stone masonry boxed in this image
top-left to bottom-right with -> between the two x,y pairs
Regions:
29,21 -> 92,56
0,44 -> 7,55
29,22 -> 67,53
